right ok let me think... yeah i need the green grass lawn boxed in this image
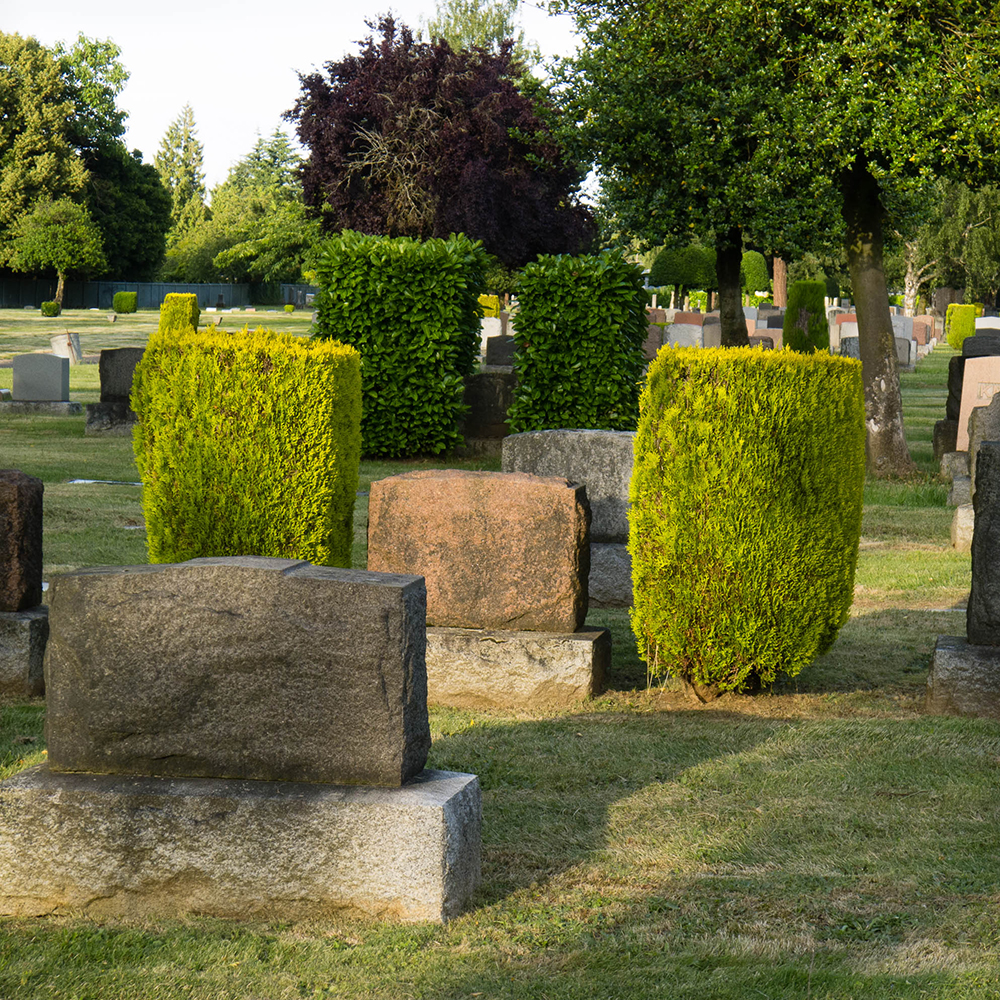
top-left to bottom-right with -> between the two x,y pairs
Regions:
1,342 -> 998,1000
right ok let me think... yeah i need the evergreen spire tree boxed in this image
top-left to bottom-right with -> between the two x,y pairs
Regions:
155,104 -> 207,243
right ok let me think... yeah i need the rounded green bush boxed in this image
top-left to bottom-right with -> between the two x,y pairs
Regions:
284,303 -> 295,313
741,251 -> 769,296
783,280 -> 829,352
40,300 -> 61,317
946,303 -> 977,351
629,347 -> 865,699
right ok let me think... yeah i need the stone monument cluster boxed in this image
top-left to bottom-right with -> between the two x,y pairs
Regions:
935,318 -> 1000,550
367,466 -> 609,709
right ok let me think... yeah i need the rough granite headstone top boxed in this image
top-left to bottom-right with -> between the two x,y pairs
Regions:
368,470 -> 590,632
98,347 -> 146,403
44,556 -> 431,787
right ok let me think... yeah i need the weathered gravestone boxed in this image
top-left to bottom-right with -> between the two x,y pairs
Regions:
460,366 -> 516,449
840,336 -> 861,360
484,334 -> 516,367
501,429 -> 634,608
0,556 -> 481,923
928,441 -> 1000,718
895,337 -> 913,367
941,451 -> 970,483
367,470 -> 607,708
368,471 -> 590,632
12,354 -> 69,402
666,311 -> 703,348
0,471 -> 47,698
643,307 -> 668,360
702,316 -> 722,349
975,316 -> 1000,331
85,347 -> 145,435
46,558 -> 430,785
749,335 -> 775,350
952,503 -> 975,552
956,355 -> 1000,450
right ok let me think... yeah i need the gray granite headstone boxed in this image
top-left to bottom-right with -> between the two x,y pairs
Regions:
895,337 -> 912,366
99,348 -> 146,403
44,557 -> 431,787
485,335 -> 516,367
968,441 -> 1000,644
12,355 -> 69,402
968,394 -> 1000,500
840,337 -> 860,360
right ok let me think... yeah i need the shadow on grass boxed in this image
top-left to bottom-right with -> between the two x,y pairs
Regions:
428,710 -> 788,906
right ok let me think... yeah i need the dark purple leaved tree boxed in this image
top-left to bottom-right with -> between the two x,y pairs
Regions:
286,15 -> 594,267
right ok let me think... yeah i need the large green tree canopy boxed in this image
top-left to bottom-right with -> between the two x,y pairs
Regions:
555,0 -> 1000,474
287,15 -> 594,268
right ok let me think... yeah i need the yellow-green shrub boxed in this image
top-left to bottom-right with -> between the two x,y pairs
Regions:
159,293 -> 200,336
945,303 -> 978,351
629,347 -> 865,699
478,294 -> 501,318
132,326 -> 361,567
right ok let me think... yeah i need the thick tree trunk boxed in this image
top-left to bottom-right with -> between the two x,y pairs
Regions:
842,158 -> 916,477
772,257 -> 787,306
716,226 -> 749,347
55,272 -> 66,306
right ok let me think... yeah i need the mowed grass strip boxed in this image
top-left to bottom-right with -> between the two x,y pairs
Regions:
1,342 -> 997,1000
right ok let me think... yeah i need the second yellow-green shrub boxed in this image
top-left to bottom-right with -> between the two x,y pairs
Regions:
629,347 -> 865,699
132,326 -> 361,567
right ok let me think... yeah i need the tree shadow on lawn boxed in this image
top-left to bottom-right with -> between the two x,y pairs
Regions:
774,606 -> 967,696
423,713 -> 1000,1000
427,709 -> 789,907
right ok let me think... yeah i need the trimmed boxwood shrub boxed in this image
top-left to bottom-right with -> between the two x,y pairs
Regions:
40,301 -> 60,317
159,293 -> 199,336
629,347 -> 865,700
946,303 -> 978,351
113,291 -> 137,314
783,280 -> 830,352
312,230 -> 487,457
741,250 -> 770,296
478,294 -> 501,318
507,250 -> 647,432
132,326 -> 362,567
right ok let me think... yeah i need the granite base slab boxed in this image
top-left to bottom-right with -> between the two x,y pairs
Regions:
426,626 -> 609,708
0,766 -> 480,923
926,635 -> 1000,719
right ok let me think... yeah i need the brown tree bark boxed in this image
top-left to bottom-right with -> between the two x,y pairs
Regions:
55,271 -> 66,307
772,257 -> 787,306
842,157 -> 916,477
716,226 -> 750,347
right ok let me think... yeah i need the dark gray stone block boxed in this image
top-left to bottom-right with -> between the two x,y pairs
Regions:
947,355 -> 965,422
484,335 -> 516,367
968,441 -> 1000,644
44,556 -> 431,787
85,402 -> 138,436
589,542 -> 632,609
0,607 -> 47,697
948,475 -> 971,506
461,366 -> 515,440
934,420 -> 959,461
940,451 -> 970,483
926,635 -> 1000,719
968,395 -> 1000,499
502,429 -> 634,542
0,470 -> 43,612
766,313 -> 785,329
98,347 -> 145,403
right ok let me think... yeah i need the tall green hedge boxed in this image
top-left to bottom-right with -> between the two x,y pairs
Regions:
312,230 -> 487,457
783,280 -> 830,352
507,250 -> 647,432
159,293 -> 199,336
629,347 -> 865,700
132,326 -> 362,567
945,303 -> 978,351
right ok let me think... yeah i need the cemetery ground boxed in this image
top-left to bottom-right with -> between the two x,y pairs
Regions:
0,337 -> 998,999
